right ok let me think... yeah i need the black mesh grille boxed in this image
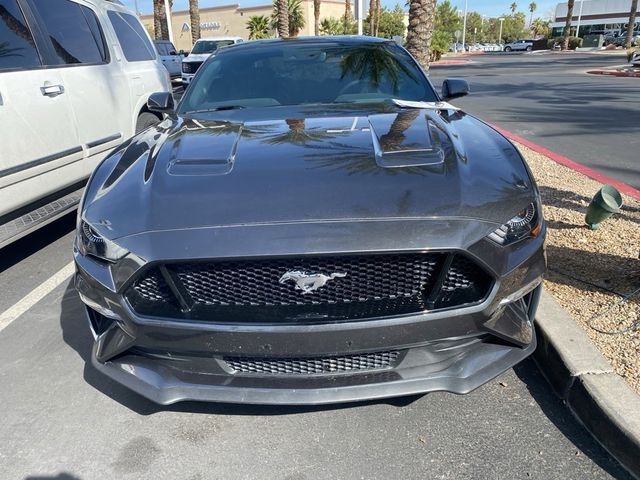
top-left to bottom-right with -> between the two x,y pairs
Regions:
225,351 -> 400,375
181,61 -> 202,74
126,253 -> 493,323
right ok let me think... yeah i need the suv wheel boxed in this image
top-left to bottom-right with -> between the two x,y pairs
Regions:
526,46 -> 532,51
504,46 -> 512,52
136,112 -> 161,133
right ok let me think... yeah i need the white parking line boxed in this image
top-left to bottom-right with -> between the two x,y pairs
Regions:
0,261 -> 75,333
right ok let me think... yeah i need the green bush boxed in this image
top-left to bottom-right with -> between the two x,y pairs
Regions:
430,30 -> 451,62
548,36 -> 583,50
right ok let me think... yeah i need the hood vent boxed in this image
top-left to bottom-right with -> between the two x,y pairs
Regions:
369,111 -> 445,168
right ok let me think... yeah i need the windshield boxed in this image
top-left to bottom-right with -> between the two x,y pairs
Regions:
191,40 -> 235,54
179,42 -> 438,113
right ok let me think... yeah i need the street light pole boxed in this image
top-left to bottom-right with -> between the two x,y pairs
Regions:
461,0 -> 468,50
357,0 -> 363,35
575,0 -> 584,38
133,0 -> 139,15
498,17 -> 505,44
164,0 -> 174,43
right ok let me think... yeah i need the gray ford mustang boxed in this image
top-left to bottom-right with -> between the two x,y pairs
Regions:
74,36 -> 546,405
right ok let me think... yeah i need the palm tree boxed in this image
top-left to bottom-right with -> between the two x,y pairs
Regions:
624,0 -> 638,48
368,0 -> 377,35
510,2 -> 517,13
276,0 -> 289,37
406,0 -> 436,70
272,0 -> 305,37
344,0 -> 352,34
189,0 -> 201,44
320,17 -> 343,35
314,0 -> 321,36
528,2 -> 537,26
153,0 -> 173,40
562,0 -> 575,50
247,15 -> 271,39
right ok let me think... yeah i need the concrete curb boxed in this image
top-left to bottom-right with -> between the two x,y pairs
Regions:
587,69 -> 640,77
534,291 -> 640,479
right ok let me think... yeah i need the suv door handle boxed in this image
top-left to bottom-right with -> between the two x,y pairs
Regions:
41,84 -> 65,97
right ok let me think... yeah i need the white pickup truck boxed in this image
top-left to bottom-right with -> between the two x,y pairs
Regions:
181,37 -> 243,85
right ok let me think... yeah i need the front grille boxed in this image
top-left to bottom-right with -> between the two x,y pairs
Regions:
126,253 -> 493,324
224,351 -> 400,375
181,61 -> 202,74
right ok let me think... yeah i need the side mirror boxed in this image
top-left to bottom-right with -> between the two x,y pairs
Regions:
441,78 -> 469,101
169,50 -> 178,56
147,92 -> 175,115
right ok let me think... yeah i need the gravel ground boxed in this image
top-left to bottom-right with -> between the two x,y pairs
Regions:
517,143 -> 640,394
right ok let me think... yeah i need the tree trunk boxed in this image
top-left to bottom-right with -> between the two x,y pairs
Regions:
374,0 -> 380,36
153,0 -> 163,40
314,0 -> 321,36
344,0 -> 351,34
406,0 -> 435,70
562,0 -> 575,50
368,0 -> 375,35
189,0 -> 201,44
277,0 -> 289,38
625,0 -> 638,48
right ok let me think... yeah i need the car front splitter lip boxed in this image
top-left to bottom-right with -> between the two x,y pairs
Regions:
90,334 -> 536,405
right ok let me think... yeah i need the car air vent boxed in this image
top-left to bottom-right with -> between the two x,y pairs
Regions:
126,252 -> 494,324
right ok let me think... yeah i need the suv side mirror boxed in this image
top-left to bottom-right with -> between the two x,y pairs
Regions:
441,78 -> 469,101
147,92 -> 175,114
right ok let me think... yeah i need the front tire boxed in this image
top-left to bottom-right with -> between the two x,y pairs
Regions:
504,46 -> 512,52
135,112 -> 161,134
526,46 -> 532,51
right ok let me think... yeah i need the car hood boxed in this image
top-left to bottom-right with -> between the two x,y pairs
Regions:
183,53 -> 212,62
83,104 -> 535,240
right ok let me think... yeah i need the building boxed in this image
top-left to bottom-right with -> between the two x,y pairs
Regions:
141,1 -> 352,52
551,0 -> 638,37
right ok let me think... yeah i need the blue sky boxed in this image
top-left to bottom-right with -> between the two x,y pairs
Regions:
121,0 -> 557,20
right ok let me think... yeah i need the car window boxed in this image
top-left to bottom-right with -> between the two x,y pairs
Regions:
0,0 -> 41,70
191,40 -> 235,54
31,0 -> 107,65
179,42 -> 437,112
107,10 -> 156,62
155,42 -> 168,55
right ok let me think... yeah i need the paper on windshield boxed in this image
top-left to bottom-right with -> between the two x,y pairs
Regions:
392,99 -> 460,111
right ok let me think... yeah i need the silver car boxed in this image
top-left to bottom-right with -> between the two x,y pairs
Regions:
503,40 -> 533,52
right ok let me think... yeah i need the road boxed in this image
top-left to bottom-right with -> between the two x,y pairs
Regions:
429,52 -> 640,189
0,57 -> 636,479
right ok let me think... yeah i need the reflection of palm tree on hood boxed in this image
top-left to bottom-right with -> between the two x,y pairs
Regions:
340,46 -> 417,94
264,118 -> 338,146
379,110 -> 420,151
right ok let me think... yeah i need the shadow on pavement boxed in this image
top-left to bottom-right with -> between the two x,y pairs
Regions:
59,282 -> 424,417
513,362 -> 632,479
25,474 -> 82,480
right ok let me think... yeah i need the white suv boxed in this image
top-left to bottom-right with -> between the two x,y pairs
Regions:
181,37 -> 243,85
0,0 -> 171,247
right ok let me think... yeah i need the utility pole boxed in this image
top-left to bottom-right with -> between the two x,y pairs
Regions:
164,0 -> 174,43
356,0 -> 363,35
461,0 -> 468,50
575,0 -> 584,38
498,17 -> 505,44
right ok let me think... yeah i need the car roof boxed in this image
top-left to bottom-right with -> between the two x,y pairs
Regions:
196,37 -> 243,41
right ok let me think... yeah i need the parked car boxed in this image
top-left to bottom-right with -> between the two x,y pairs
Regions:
181,36 -> 243,85
75,36 -> 546,405
614,33 -> 639,47
154,40 -> 182,78
0,0 -> 170,248
629,50 -> 640,66
503,39 -> 534,52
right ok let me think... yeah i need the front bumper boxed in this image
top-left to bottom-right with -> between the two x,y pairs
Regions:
74,222 -> 546,405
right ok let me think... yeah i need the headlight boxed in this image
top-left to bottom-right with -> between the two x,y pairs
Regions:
488,202 -> 542,246
75,219 -> 128,263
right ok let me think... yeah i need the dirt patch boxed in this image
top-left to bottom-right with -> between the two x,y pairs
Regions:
516,142 -> 640,394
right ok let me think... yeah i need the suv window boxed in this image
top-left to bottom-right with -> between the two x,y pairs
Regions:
108,10 -> 156,62
0,0 -> 41,70
191,40 -> 235,54
155,42 -> 168,55
31,0 -> 107,65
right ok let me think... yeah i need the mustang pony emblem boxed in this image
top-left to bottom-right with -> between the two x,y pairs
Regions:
279,271 -> 347,294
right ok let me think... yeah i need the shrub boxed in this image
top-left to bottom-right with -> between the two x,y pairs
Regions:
548,36 -> 583,50
430,30 -> 451,62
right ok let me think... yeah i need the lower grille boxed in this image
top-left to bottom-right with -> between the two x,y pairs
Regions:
224,351 -> 400,375
126,252 -> 493,323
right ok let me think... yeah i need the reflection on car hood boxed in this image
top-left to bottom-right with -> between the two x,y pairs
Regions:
83,104 -> 535,240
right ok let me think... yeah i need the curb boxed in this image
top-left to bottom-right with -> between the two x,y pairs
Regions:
534,291 -> 640,479
491,125 -> 640,201
587,69 -> 640,77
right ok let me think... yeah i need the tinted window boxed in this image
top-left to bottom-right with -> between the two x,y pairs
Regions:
155,42 -> 168,55
31,0 -> 106,65
179,42 -> 436,113
108,11 -> 155,62
0,0 -> 41,70
191,40 -> 235,54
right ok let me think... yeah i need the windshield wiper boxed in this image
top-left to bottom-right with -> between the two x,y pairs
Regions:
186,105 -> 246,114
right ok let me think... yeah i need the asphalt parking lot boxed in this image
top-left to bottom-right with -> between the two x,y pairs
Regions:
429,52 -> 640,189
0,55 -> 636,479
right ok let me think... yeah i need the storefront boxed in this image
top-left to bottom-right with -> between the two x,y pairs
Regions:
551,0 -> 638,37
141,1 -> 350,51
